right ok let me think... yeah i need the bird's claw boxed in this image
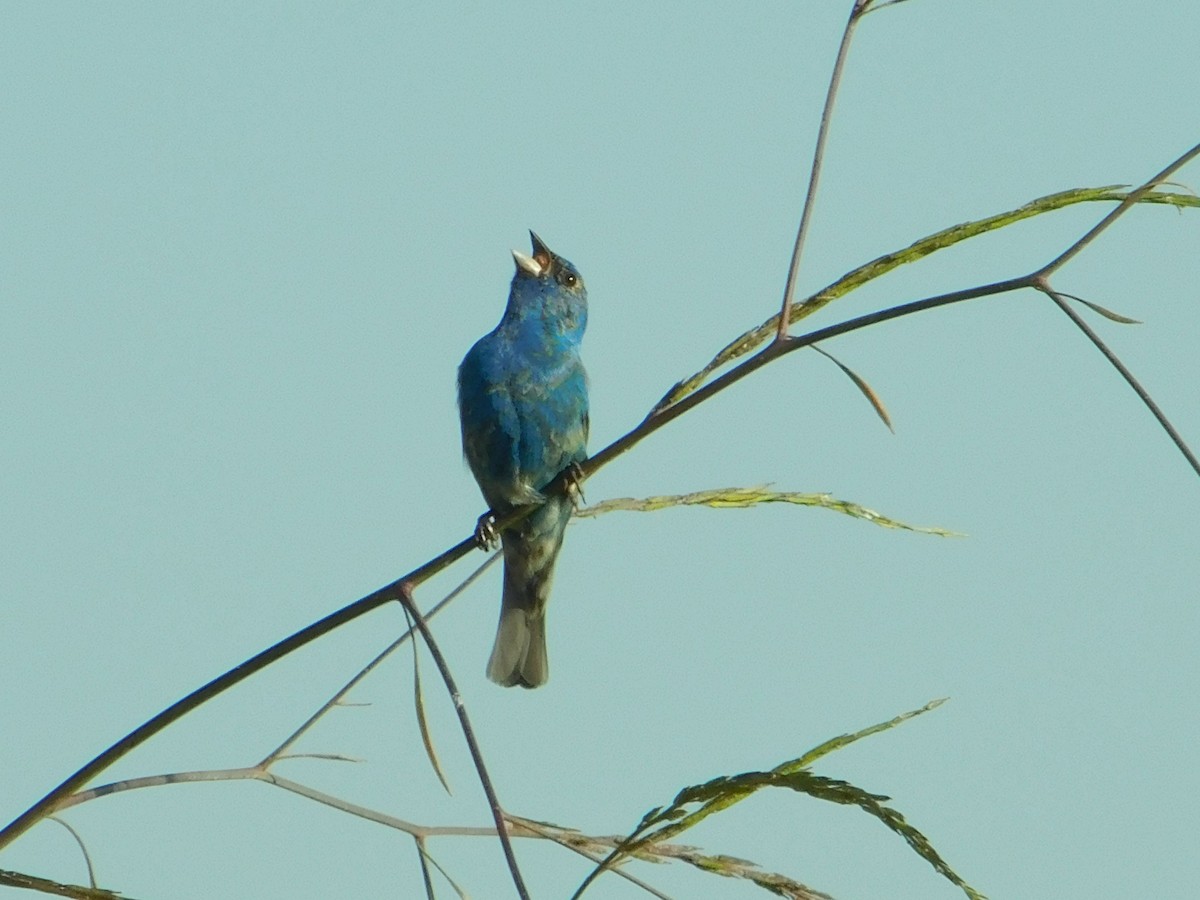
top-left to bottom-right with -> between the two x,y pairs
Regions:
564,462 -> 587,507
474,513 -> 500,550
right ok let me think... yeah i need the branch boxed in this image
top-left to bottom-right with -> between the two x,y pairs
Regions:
1036,143 -> 1200,277
394,585 -> 530,900
1038,283 -> 1200,477
0,542 -> 476,849
658,186 -> 1197,413
5,160 -> 1196,854
776,0 -> 876,339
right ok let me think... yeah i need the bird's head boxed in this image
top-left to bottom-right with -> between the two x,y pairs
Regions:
506,231 -> 587,341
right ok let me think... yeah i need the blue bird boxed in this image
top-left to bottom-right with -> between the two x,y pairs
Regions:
458,232 -> 589,688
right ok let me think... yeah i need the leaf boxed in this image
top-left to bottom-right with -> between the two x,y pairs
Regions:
1057,292 -> 1142,325
812,344 -> 894,431
402,606 -> 451,795
273,752 -> 362,763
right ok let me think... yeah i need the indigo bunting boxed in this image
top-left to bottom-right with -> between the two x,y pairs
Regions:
457,233 -> 589,688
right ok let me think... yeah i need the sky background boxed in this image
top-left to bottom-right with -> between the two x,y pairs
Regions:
2,2 -> 1199,898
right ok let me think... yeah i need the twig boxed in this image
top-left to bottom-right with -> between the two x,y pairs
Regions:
395,584 -> 530,900
52,758 -> 678,898
47,817 -> 97,889
656,186 -> 1195,414
414,840 -> 470,900
1037,143 -> 1200,277
415,837 -> 436,900
0,544 -> 490,850
1039,282 -> 1200,477
776,0 -> 875,340
508,816 -> 675,900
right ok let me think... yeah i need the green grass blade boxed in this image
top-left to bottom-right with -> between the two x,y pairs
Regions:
577,487 -> 961,536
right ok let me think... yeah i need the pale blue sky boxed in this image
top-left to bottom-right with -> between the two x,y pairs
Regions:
3,3 -> 1199,898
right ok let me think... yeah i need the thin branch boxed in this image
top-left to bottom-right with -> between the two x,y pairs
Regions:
263,556 -> 502,769
51,758 -> 678,898
46,817 -> 97,889
56,767 -> 264,811
415,837 -> 436,900
659,186 -> 1195,414
1038,280 -> 1200,477
259,622 -> 395,767
43,756 -> 809,899
415,839 -> 470,900
590,275 -> 1031,478
1025,142 -> 1200,477
777,0 -> 875,340
0,549 -> 498,850
0,573 -> 426,849
1037,142 -> 1200,277
267,773 -> 476,836
395,584 -> 530,900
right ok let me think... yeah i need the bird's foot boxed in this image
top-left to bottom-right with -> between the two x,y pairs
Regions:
563,462 -> 587,507
474,512 -> 500,550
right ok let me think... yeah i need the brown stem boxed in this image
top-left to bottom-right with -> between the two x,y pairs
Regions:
776,0 -> 873,340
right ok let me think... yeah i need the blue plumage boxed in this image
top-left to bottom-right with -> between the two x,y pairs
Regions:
457,233 -> 589,688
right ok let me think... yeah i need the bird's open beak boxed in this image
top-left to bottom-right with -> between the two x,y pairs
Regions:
529,231 -> 552,266
512,248 -> 543,277
513,231 -> 554,277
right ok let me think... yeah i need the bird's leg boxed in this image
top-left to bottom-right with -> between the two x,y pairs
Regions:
474,512 -> 500,550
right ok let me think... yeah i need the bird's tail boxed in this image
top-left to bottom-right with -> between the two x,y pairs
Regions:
487,602 -> 548,688
486,496 -> 571,688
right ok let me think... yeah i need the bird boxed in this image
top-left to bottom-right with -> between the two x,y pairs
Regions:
457,232 -> 589,688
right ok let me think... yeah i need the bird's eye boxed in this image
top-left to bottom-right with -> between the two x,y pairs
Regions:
562,273 -> 577,287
